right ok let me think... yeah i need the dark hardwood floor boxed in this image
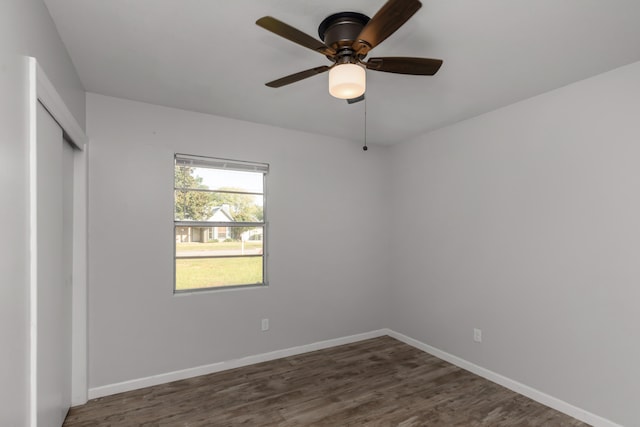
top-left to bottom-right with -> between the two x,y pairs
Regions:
64,336 -> 588,426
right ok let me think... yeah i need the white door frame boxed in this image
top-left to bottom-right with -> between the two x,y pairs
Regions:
28,57 -> 89,426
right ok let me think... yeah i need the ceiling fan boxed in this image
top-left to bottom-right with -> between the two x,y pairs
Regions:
256,0 -> 442,100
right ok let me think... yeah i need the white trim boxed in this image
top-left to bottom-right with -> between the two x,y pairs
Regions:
28,56 -> 39,427
70,146 -> 88,406
29,57 -> 90,411
35,63 -> 87,149
88,328 -> 620,426
385,329 -> 622,427
88,329 -> 387,399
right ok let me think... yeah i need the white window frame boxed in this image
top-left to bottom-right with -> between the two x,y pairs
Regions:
174,154 -> 268,292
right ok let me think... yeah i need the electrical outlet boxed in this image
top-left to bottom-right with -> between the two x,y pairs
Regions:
261,318 -> 269,331
474,328 -> 482,343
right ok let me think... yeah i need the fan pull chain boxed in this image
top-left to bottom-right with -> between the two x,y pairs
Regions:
363,95 -> 368,151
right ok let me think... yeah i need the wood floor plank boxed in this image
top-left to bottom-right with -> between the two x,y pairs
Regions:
64,336 -> 589,426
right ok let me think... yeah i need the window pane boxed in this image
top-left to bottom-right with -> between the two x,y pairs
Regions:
211,194 -> 263,222
174,190 -> 211,221
175,257 -> 263,290
175,191 -> 263,222
175,165 -> 263,194
175,227 -> 263,252
174,154 -> 267,291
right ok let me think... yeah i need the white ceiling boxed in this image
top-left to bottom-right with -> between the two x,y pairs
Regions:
43,0 -> 640,146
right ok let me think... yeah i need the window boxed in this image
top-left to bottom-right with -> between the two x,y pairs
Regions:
174,154 -> 268,291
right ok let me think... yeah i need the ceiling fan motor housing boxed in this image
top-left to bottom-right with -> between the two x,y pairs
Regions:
318,12 -> 370,58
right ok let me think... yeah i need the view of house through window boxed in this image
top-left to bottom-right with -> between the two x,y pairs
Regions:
174,154 -> 268,291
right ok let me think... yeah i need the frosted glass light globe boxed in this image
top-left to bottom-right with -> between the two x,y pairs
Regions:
328,64 -> 366,99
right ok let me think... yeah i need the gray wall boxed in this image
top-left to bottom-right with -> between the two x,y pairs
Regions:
86,93 -> 391,388
1,0 -> 86,128
388,61 -> 640,427
0,1 -> 84,425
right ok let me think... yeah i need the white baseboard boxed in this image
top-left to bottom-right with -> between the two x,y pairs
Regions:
87,329 -> 387,400
385,329 -> 621,427
88,328 -> 620,427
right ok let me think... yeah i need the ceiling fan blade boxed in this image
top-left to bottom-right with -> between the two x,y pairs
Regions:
265,66 -> 331,88
365,57 -> 443,75
256,17 -> 336,57
353,0 -> 422,56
